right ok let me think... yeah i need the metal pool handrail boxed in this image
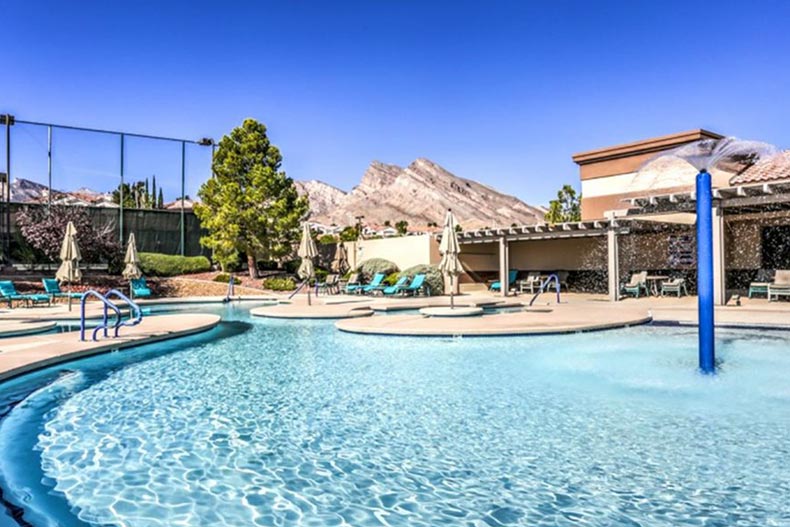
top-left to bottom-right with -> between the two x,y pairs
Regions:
104,289 -> 144,336
529,273 -> 561,307
80,290 -> 123,342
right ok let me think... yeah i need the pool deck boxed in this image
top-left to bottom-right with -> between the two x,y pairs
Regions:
0,313 -> 221,382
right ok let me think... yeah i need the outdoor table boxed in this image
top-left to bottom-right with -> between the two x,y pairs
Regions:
645,275 -> 669,296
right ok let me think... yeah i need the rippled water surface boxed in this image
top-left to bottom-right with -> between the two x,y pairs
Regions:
1,306 -> 789,526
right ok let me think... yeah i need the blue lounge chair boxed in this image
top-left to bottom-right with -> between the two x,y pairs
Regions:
0,280 -> 51,308
362,273 -> 387,294
131,277 -> 152,298
382,276 -> 410,296
400,274 -> 427,296
42,278 -> 82,302
490,270 -> 518,292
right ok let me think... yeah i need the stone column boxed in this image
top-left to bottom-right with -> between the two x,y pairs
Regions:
607,228 -> 620,302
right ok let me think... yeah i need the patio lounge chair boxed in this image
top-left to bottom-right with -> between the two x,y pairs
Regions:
400,274 -> 427,296
768,270 -> 790,301
0,280 -> 51,308
131,277 -> 152,298
316,274 -> 339,295
362,273 -> 387,294
42,278 -> 82,302
382,276 -> 410,296
490,269 -> 518,292
621,272 -> 648,298
748,269 -> 773,298
344,273 -> 362,294
660,277 -> 688,297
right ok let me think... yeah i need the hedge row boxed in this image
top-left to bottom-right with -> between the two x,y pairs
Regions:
139,253 -> 212,277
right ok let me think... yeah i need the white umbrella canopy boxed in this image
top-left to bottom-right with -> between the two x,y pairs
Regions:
122,232 -> 142,280
297,223 -> 318,280
56,221 -> 82,283
331,242 -> 349,274
439,209 -> 462,308
297,223 -> 318,305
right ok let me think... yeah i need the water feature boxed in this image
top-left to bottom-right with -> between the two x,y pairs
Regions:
637,138 -> 779,373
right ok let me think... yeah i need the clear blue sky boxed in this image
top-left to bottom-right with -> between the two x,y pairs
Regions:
3,0 -> 790,205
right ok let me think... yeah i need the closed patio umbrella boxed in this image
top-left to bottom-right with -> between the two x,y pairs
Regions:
122,233 -> 142,297
439,209 -> 462,309
298,223 -> 318,305
332,241 -> 349,275
56,221 -> 82,311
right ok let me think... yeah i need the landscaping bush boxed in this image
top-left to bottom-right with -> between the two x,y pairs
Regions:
357,258 -> 398,281
399,264 -> 444,296
139,253 -> 211,277
213,273 -> 241,285
262,277 -> 296,291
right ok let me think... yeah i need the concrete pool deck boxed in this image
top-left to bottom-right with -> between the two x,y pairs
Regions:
0,313 -> 221,382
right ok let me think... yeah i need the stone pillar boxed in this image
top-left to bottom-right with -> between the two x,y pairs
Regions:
712,206 -> 726,305
498,236 -> 509,297
607,228 -> 620,302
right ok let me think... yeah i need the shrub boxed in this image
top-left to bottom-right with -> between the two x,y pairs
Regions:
16,205 -> 121,267
357,258 -> 398,281
262,277 -> 296,291
399,264 -> 444,296
213,273 -> 241,285
139,253 -> 211,277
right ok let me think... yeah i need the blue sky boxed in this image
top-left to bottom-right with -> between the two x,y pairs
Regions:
3,0 -> 790,205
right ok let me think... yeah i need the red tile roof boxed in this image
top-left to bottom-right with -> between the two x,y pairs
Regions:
730,151 -> 790,185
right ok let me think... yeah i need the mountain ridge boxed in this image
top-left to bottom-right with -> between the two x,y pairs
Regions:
296,158 -> 545,230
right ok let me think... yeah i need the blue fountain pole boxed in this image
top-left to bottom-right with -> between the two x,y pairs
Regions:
696,170 -> 716,374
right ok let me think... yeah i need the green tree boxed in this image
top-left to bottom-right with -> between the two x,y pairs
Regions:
194,118 -> 309,277
395,220 -> 409,235
339,226 -> 359,242
545,184 -> 581,224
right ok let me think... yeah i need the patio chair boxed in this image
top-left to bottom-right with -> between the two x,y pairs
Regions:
131,277 -> 152,298
0,280 -> 51,308
382,276 -> 410,296
555,271 -> 570,292
362,273 -> 387,294
748,269 -> 773,298
344,273 -> 362,294
490,269 -> 518,292
518,272 -> 542,294
400,274 -> 427,296
768,270 -> 790,301
621,272 -> 648,298
660,277 -> 688,297
42,278 -> 82,303
316,274 -> 339,295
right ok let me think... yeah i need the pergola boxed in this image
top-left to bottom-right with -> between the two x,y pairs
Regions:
455,180 -> 790,303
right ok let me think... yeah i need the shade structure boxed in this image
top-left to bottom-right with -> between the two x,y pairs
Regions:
438,209 -> 462,308
56,221 -> 81,311
332,242 -> 349,274
122,232 -> 142,280
297,223 -> 318,305
56,221 -> 82,283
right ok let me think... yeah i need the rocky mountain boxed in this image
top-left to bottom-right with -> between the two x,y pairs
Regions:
297,158 -> 545,230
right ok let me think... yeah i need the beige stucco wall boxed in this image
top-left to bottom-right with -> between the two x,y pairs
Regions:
346,235 -> 440,271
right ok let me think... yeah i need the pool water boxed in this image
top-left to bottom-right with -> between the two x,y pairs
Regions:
0,305 -> 788,526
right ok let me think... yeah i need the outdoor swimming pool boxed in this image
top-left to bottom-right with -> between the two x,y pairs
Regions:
0,304 -> 788,526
